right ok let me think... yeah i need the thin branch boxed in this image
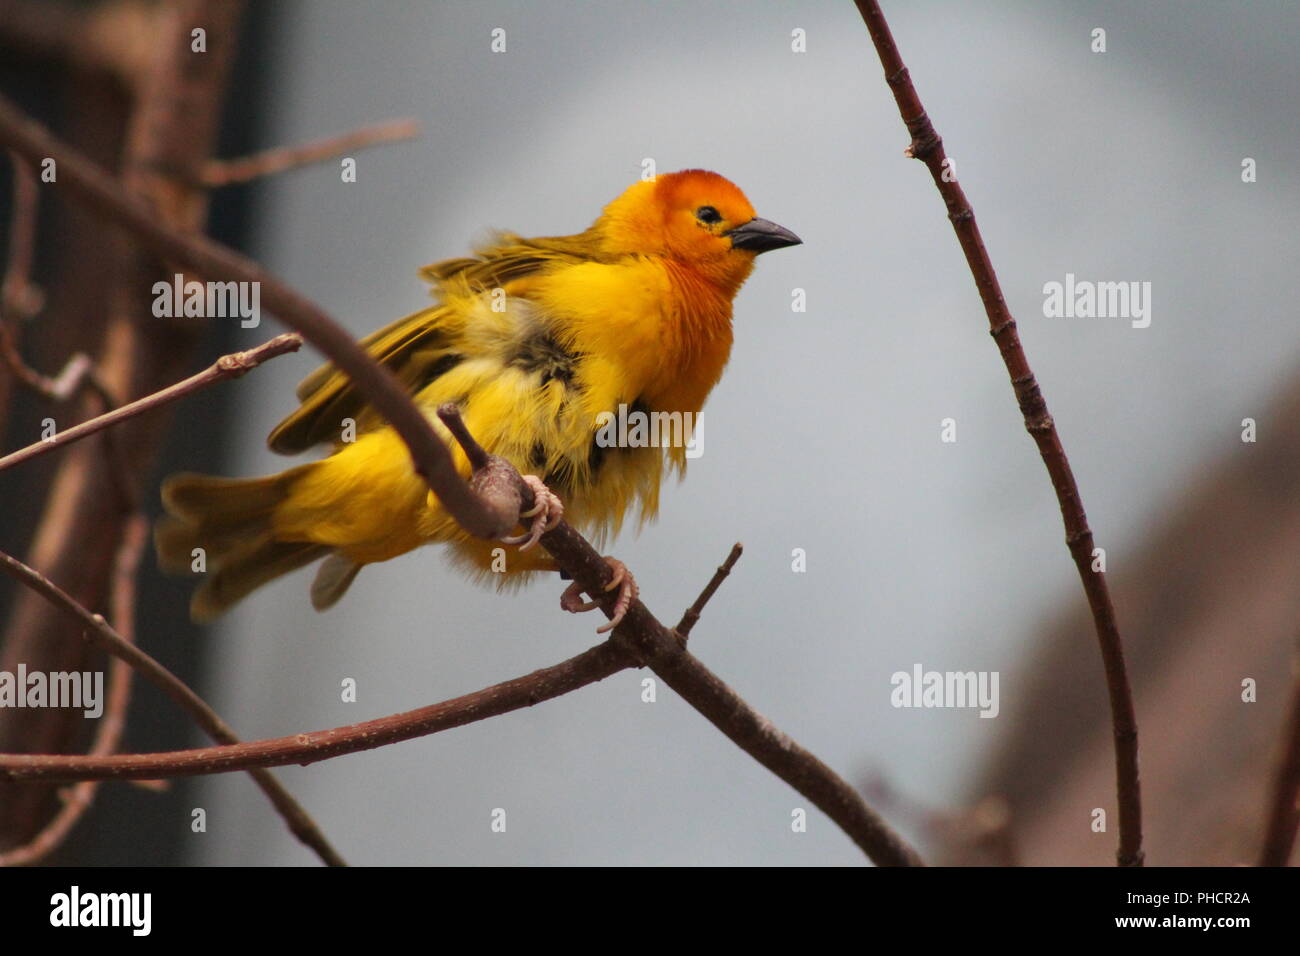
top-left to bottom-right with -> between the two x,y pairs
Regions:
1,148 -> 41,322
853,0 -> 1142,867
675,542 -> 743,641
0,93 -> 922,867
0,345 -> 94,400
0,332 -> 302,474
1259,637 -> 1300,866
0,640 -> 633,781
0,544 -> 347,867
0,515 -> 146,866
196,118 -> 420,187
0,330 -> 140,509
437,402 -> 536,536
0,148 -> 41,427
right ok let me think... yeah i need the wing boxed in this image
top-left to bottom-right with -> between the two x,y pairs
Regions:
417,229 -> 608,289
266,302 -> 461,453
267,230 -> 609,455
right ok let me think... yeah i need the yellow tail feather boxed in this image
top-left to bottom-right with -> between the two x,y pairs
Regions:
156,469 -> 335,620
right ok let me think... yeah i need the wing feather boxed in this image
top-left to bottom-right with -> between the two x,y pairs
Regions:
267,231 -> 606,455
267,305 -> 458,453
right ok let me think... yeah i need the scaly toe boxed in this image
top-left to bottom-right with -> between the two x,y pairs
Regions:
502,475 -> 565,550
559,557 -> 637,632
595,558 -> 638,634
560,580 -> 600,614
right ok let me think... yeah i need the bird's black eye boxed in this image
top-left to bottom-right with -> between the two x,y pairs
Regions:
695,205 -> 722,225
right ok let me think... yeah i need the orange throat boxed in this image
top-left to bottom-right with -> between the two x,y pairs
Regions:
648,259 -> 742,413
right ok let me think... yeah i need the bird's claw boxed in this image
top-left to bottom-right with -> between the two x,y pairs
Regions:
500,475 -> 564,550
561,557 -> 638,634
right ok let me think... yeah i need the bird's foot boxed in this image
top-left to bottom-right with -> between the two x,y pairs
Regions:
560,557 -> 638,634
500,474 -> 564,550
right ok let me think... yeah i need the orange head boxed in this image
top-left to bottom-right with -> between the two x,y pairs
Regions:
594,169 -> 801,294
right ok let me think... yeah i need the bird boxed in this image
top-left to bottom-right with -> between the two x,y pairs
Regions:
156,169 -> 801,630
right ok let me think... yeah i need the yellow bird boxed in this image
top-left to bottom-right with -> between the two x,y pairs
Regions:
156,169 -> 800,629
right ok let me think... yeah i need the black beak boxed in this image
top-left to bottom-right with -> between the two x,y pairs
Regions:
725,217 -> 802,254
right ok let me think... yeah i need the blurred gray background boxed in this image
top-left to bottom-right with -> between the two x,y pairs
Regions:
181,0 -> 1300,864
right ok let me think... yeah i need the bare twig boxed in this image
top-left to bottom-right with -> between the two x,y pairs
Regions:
0,93 -> 922,867
675,542 -> 743,641
0,640 -> 632,781
1,148 -> 41,321
436,402 -> 540,538
1,345 -> 96,400
0,544 -> 347,867
0,332 -> 302,474
0,331 -> 139,509
196,118 -> 420,187
0,148 -> 42,427
0,516 -> 146,866
853,0 -> 1142,867
1259,637 -> 1300,866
